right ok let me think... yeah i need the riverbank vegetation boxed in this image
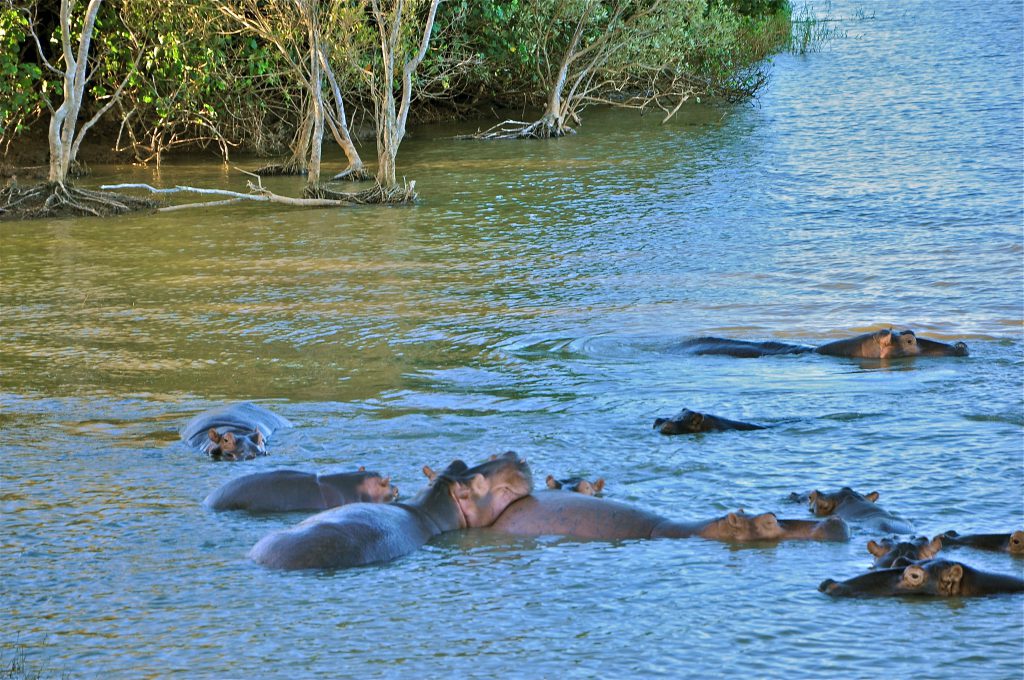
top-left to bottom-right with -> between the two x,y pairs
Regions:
1,0 -> 792,218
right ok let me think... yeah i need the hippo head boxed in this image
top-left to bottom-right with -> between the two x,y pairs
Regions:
865,329 -> 919,359
423,452 -> 533,529
546,475 -> 605,496
1010,530 -> 1024,554
653,409 -> 704,435
819,567 -> 907,598
867,536 -> 943,569
775,515 -> 851,541
208,428 -> 266,461
700,510 -> 788,542
807,487 -> 878,516
914,336 -> 969,357
354,471 -> 399,503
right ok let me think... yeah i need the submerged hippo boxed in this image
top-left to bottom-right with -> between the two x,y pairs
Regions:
545,475 -> 606,495
939,530 -> 1024,555
488,492 -> 849,542
181,402 -> 292,461
249,452 -> 533,570
866,535 -> 943,569
204,468 -> 398,512
802,487 -> 914,534
820,559 -> 1024,598
678,329 -> 967,359
654,408 -> 765,435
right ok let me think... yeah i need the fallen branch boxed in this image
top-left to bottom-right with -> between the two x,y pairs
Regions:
454,118 -> 575,140
100,181 -> 356,210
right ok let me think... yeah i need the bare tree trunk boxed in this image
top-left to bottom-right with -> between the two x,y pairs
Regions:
48,0 -> 104,184
369,0 -> 441,189
299,0 -> 324,189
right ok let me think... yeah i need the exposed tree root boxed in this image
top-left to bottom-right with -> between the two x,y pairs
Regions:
455,118 -> 575,140
253,159 -> 309,176
1,181 -> 158,220
330,166 -> 373,182
305,180 -> 417,205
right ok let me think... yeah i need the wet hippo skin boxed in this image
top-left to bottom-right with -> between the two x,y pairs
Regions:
939,530 -> 1024,555
820,559 -> 1024,597
204,468 -> 398,512
249,452 -> 532,570
181,402 -> 292,461
489,492 -> 849,542
679,329 -> 967,359
866,536 -> 943,568
802,487 -> 914,534
654,408 -> 765,435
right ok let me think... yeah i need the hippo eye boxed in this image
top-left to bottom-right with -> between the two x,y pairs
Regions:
904,567 -> 925,585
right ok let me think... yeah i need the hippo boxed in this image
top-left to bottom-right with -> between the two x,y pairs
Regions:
802,487 -> 914,534
820,559 -> 1024,598
939,530 -> 1024,555
654,408 -> 765,435
866,535 -> 943,568
545,475 -> 606,495
488,492 -> 849,542
204,468 -> 398,512
678,329 -> 967,359
249,452 -> 532,570
181,402 -> 292,461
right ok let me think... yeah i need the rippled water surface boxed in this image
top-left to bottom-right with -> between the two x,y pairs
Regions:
3,2 -> 1023,677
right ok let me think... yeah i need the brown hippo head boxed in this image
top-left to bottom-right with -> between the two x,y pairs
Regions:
353,471 -> 399,503
546,475 -> 605,496
423,452 -> 533,529
208,428 -> 266,461
654,409 -> 706,434
867,536 -> 943,569
807,487 -> 879,517
1011,530 -> 1024,554
698,510 -> 788,541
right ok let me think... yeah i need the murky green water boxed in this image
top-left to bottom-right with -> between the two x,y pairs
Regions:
3,2 -> 1022,677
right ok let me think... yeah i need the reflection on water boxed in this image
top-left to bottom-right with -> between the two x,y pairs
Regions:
2,1 -> 1022,677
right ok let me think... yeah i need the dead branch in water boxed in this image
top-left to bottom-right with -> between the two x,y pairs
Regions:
454,118 -> 576,140
1,181 -> 157,220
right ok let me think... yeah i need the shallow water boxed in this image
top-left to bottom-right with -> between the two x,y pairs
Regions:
2,1 -> 1023,677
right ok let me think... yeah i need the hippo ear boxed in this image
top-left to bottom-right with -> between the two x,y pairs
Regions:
726,512 -> 743,528
358,466 -> 366,472
754,512 -> 779,531
592,478 -> 605,493
546,475 -> 560,490
253,430 -> 264,445
867,540 -> 887,557
865,491 -> 880,503
422,465 -> 437,481
921,536 -> 943,560
939,563 -> 964,594
208,428 -> 222,443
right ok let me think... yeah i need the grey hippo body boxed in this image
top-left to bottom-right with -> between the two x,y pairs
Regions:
679,329 -> 967,359
489,491 -> 849,543
249,452 -> 532,570
204,468 -> 397,512
820,559 -> 1024,597
802,487 -> 914,534
181,402 -> 292,461
940,530 -> 1024,555
654,408 -> 764,435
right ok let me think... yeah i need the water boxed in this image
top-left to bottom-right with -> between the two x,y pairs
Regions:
3,1 -> 1023,677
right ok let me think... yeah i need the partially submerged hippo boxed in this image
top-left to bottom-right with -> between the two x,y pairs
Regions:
181,402 -> 292,461
204,468 -> 398,512
545,475 -> 606,496
249,452 -> 532,570
654,408 -> 765,435
939,530 -> 1024,555
679,329 -> 967,359
866,535 -> 943,568
803,487 -> 914,534
820,559 -> 1024,598
488,492 -> 849,542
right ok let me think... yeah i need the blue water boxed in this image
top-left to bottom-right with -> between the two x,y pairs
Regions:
2,1 -> 1022,677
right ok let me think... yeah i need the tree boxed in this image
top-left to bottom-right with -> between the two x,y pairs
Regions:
215,0 -> 368,188
360,0 -> 441,197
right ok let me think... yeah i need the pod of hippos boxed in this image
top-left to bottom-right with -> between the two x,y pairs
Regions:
188,330 -> 1021,596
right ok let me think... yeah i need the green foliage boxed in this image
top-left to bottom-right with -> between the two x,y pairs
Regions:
0,6 -> 44,151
